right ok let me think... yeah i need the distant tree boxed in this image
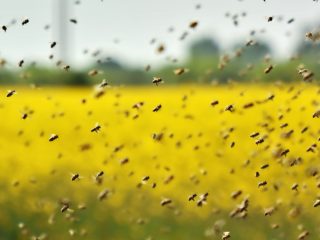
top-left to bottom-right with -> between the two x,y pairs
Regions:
189,38 -> 220,58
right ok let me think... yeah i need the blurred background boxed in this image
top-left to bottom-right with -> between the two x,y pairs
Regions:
0,0 -> 320,85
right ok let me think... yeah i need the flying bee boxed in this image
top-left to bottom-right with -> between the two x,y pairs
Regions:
222,231 -> 231,240
291,183 -> 298,191
50,41 -> 57,48
63,65 -> 70,71
280,123 -> 288,128
21,18 -> 29,25
211,100 -> 219,106
188,193 -> 197,201
71,173 -> 80,181
267,94 -> 275,101
258,180 -> 267,187
313,199 -> 320,207
21,113 -> 28,119
18,60 -> 24,67
267,16 -> 273,22
313,110 -> 320,118
153,104 -> 162,112
301,127 -> 308,133
97,189 -> 110,201
99,79 -> 108,88
280,149 -> 290,157
2,25 -> 7,32
49,134 -> 58,142
160,198 -> 172,206
243,102 -> 254,108
261,164 -> 269,169
132,101 -> 144,109
255,138 -> 264,145
174,68 -> 186,75
264,65 -> 273,74
70,19 -> 77,24
189,20 -> 198,28
225,104 -> 234,112
298,231 -> 309,240
6,90 -> 16,97
60,204 -> 69,213
88,69 -> 99,76
231,190 -> 242,199
142,176 -> 150,182
152,77 -> 163,85
91,123 -> 101,133
120,157 -> 129,165
230,141 -> 235,148
250,132 -> 259,138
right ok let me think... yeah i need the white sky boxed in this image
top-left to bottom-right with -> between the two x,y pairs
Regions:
0,0 -> 319,69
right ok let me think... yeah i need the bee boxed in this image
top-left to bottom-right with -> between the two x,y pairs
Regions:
313,110 -> 320,118
50,41 -> 57,48
211,100 -> 219,106
22,18 -> 29,25
120,157 -> 129,165
174,68 -> 186,75
291,183 -> 298,191
188,193 -> 197,201
63,65 -> 70,71
264,206 -> 275,216
60,204 -> 69,213
222,231 -> 231,240
258,180 -> 267,187
156,44 -> 165,53
160,198 -> 172,206
243,102 -> 254,109
142,176 -> 150,182
261,164 -> 269,169
91,123 -> 101,133
22,113 -> 28,119
2,25 -> 7,32
280,123 -> 288,128
231,190 -> 242,199
49,134 -> 59,142
298,231 -> 309,240
301,127 -> 308,133
313,199 -> 320,207
88,69 -> 98,76
6,90 -> 16,97
152,183 -> 157,188
250,132 -> 259,138
255,171 -> 260,177
98,189 -> 110,201
98,79 -> 108,88
153,104 -> 162,112
288,18 -> 294,24
264,65 -> 273,74
225,104 -> 234,112
230,141 -> 235,148
96,171 -> 104,179
145,65 -> 151,71
18,60 -> 24,67
152,77 -> 163,85
70,173 -> 80,181
267,16 -> 273,22
70,19 -> 77,24
267,94 -> 275,101
255,138 -> 264,145
189,20 -> 198,28
280,149 -> 290,157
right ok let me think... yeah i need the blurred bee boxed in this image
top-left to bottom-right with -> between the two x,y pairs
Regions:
63,65 -> 70,71
132,101 -> 144,109
60,204 -> 69,213
98,79 -> 108,88
261,164 -> 269,169
313,110 -> 320,118
222,231 -> 231,240
313,199 -> 320,207
120,157 -> 129,165
18,60 -> 24,67
255,138 -> 264,145
188,193 -> 197,201
174,68 -> 186,75
258,180 -> 267,187
161,198 -> 172,206
250,132 -> 259,138
2,25 -> 7,32
264,65 -> 273,74
88,69 -> 99,76
153,104 -> 162,112
231,190 -> 242,199
50,41 -> 57,48
49,134 -> 58,142
71,173 -> 80,181
189,20 -> 198,28
152,77 -> 163,85
225,104 -> 234,112
98,189 -> 110,201
142,176 -> 150,182
211,100 -> 219,106
22,18 -> 29,25
91,123 -> 101,133
298,231 -> 309,240
280,149 -> 290,157
70,19 -> 77,24
6,90 -> 16,97
21,113 -> 28,119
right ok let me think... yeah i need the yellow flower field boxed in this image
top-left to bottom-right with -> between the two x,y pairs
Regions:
0,84 -> 320,240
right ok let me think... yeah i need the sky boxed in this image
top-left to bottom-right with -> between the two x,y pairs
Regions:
0,0 -> 320,69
